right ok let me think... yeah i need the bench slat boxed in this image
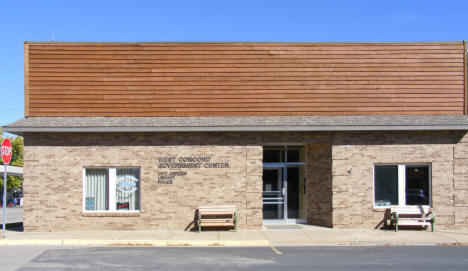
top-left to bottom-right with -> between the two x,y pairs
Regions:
201,218 -> 233,222
398,216 -> 432,220
200,211 -> 234,215
201,220 -> 234,223
200,211 -> 235,214
198,205 -> 236,210
398,217 -> 432,221
397,221 -> 431,226
201,222 -> 236,226
391,206 -> 431,214
200,212 -> 235,215
199,208 -> 235,211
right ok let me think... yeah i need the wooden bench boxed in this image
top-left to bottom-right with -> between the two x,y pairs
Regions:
197,205 -> 237,232
390,205 -> 435,232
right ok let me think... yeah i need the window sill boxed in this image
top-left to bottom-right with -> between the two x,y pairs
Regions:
373,205 -> 432,212
81,211 -> 140,217
373,207 -> 390,212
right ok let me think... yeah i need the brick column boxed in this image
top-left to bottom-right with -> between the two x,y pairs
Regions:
453,133 -> 468,227
307,142 -> 333,227
245,146 -> 263,229
331,140 -> 352,228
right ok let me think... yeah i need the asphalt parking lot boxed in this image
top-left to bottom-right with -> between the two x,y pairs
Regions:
1,246 -> 467,271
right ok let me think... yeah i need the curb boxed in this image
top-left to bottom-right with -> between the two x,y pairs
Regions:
1,239 -> 464,247
0,239 -> 271,247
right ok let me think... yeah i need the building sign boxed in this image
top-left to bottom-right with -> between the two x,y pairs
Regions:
157,156 -> 229,169
117,202 -> 130,210
158,171 -> 187,184
157,156 -> 230,184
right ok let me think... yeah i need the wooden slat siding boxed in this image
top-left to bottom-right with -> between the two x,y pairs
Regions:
28,97 -> 464,103
24,43 -> 29,116
25,42 -> 466,117
464,41 -> 467,114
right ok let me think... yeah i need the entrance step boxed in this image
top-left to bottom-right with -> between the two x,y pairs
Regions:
264,225 -> 303,230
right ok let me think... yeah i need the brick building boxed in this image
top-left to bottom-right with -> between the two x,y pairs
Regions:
3,41 -> 468,231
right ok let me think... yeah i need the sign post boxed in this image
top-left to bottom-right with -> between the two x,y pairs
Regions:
1,138 -> 12,237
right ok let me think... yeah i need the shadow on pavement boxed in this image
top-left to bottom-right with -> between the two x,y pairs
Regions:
3,222 -> 23,232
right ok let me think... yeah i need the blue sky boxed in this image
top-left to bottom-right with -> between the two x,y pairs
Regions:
1,0 -> 468,131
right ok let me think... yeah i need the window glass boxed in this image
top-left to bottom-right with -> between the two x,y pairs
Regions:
286,149 -> 300,162
116,168 -> 140,211
374,165 -> 399,207
263,146 -> 305,163
262,168 -> 284,219
405,166 -> 430,205
84,167 -> 140,212
263,148 -> 283,163
85,169 -> 109,211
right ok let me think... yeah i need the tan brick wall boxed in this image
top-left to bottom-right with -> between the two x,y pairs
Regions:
331,131 -> 467,230
306,142 -> 333,227
23,130 -> 468,231
453,133 -> 468,226
23,132 -> 263,231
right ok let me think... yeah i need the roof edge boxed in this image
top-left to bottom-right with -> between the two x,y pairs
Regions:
24,41 -> 465,45
4,124 -> 468,135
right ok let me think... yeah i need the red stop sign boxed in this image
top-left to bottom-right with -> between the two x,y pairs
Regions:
1,138 -> 12,165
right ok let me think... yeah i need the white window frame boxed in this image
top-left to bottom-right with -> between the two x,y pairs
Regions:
82,167 -> 141,213
373,163 -> 432,209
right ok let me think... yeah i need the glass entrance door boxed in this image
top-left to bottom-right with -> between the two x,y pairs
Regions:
263,145 -> 307,223
262,168 -> 284,219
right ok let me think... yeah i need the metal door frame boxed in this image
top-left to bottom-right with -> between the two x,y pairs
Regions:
262,166 -> 284,220
262,145 -> 306,224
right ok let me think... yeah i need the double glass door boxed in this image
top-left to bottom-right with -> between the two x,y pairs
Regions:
262,146 -> 306,222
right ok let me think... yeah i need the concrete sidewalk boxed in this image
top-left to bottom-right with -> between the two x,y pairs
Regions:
1,225 -> 467,247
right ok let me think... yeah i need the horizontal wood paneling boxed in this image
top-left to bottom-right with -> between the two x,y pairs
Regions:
26,42 -> 466,117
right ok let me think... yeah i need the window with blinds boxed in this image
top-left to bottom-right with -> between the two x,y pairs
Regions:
84,167 -> 140,212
